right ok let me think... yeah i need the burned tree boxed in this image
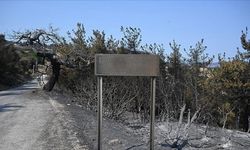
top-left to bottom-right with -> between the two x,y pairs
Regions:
241,27 -> 250,53
12,27 -> 65,91
36,51 -> 61,91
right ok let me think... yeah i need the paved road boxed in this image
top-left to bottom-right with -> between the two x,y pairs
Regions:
0,80 -> 83,150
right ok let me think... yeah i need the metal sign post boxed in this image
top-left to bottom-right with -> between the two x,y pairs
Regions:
95,54 -> 160,150
150,77 -> 156,150
97,76 -> 102,150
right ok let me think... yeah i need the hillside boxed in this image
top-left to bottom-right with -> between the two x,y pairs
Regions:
0,35 -> 35,90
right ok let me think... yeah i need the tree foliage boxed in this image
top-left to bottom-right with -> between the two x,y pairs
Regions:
204,60 -> 250,130
0,34 -> 35,89
120,26 -> 142,52
8,23 -> 250,132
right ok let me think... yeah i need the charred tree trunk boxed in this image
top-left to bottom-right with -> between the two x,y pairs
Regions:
37,52 -> 61,92
242,99 -> 250,132
43,58 -> 60,91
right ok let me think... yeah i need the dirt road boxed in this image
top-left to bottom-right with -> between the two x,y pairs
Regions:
0,80 -> 85,150
0,80 -> 146,150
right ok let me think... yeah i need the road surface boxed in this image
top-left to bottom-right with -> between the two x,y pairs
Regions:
0,80 -> 84,150
0,80 -> 146,150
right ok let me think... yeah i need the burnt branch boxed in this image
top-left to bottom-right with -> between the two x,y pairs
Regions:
11,27 -> 67,91
12,26 -> 62,49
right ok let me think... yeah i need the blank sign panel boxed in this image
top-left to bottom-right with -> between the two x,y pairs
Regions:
95,54 -> 160,77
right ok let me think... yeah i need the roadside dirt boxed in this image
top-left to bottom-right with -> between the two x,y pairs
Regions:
1,80 -> 249,150
47,89 -> 250,150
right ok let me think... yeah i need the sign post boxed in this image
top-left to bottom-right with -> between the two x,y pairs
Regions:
150,77 -> 156,150
97,76 -> 102,150
95,54 -> 160,150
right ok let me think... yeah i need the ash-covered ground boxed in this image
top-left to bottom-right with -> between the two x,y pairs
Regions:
47,90 -> 250,150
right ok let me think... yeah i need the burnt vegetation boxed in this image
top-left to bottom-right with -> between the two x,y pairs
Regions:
1,23 -> 250,137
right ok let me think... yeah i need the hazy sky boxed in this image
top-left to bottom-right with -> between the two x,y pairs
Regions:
1,0 -> 250,58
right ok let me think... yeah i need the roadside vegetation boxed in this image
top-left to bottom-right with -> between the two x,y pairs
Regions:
0,34 -> 36,90
2,23 -> 249,135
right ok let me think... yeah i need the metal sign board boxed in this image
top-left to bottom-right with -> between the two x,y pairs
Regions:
95,54 -> 159,150
95,54 -> 160,76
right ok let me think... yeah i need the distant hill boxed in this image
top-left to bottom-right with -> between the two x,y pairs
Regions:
208,62 -> 220,68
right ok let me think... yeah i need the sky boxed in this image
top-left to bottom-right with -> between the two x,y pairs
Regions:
1,0 -> 250,59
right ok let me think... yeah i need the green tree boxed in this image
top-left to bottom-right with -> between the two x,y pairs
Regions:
206,60 -> 250,130
0,34 -> 20,75
0,34 -> 35,89
240,27 -> 250,131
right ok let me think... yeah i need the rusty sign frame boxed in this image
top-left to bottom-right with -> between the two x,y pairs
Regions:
95,54 -> 160,150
